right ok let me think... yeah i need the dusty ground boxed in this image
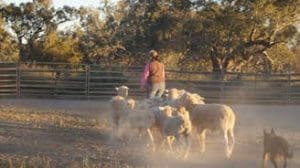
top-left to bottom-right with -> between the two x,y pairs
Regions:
0,99 -> 299,168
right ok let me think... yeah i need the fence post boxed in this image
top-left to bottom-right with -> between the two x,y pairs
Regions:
220,72 -> 225,104
288,71 -> 291,104
254,73 -> 257,100
85,64 -> 90,98
16,62 -> 21,98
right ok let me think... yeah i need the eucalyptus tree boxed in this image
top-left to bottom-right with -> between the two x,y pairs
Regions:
76,4 -> 128,65
0,16 -> 18,62
188,0 -> 299,74
114,0 -> 194,65
0,0 -> 78,61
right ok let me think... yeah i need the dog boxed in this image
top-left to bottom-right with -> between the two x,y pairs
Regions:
263,128 -> 293,168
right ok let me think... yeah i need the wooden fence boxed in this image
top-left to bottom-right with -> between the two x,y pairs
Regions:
1,62 -> 300,104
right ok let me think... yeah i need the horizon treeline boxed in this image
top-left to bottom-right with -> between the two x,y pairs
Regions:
0,0 -> 299,73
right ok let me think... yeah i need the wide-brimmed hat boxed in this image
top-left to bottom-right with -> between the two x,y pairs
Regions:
149,50 -> 158,58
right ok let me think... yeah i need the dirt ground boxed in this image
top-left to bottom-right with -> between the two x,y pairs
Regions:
0,99 -> 299,168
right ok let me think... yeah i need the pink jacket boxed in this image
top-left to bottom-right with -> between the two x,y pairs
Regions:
140,62 -> 165,88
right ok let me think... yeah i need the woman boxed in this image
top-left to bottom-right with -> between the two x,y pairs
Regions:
140,50 -> 165,98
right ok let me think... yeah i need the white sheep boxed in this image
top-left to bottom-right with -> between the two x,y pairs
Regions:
178,92 -> 236,158
109,86 -> 134,139
167,88 -> 187,100
125,101 -> 157,151
158,105 -> 192,159
164,88 -> 187,107
115,85 -> 129,97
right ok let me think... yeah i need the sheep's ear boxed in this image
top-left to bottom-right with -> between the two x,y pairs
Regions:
263,129 -> 267,135
115,87 -> 119,91
271,128 -> 275,134
158,106 -> 164,111
186,92 -> 192,97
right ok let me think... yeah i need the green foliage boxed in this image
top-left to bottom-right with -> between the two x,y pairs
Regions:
0,1 -> 78,61
77,7 -> 128,65
0,0 -> 299,73
35,31 -> 82,63
0,17 -> 18,62
266,44 -> 295,73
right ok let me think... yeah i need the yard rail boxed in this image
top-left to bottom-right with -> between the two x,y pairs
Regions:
1,62 -> 300,104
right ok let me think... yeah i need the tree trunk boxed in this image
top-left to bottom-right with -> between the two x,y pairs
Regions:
18,36 -> 25,61
221,52 -> 232,74
210,47 -> 223,80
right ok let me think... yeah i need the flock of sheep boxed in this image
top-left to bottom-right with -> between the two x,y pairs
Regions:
109,85 -> 236,159
109,85 -> 294,168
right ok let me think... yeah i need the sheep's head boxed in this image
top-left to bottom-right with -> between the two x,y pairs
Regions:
174,106 -> 190,119
110,95 -> 124,103
190,93 -> 205,104
178,89 -> 186,97
126,99 -> 135,110
177,106 -> 188,115
178,92 -> 191,105
181,92 -> 205,105
160,89 -> 168,99
158,106 -> 173,117
115,85 -> 129,97
169,88 -> 179,100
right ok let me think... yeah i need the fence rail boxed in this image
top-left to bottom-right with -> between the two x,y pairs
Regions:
1,62 -> 300,104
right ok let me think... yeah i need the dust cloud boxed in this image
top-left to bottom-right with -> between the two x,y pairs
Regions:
0,99 -> 299,167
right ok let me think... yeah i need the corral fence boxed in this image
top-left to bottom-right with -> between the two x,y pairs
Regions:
1,62 -> 300,104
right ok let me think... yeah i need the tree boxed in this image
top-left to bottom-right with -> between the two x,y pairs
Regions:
292,34 -> 300,72
0,1 -> 78,61
0,16 -> 18,62
188,0 -> 299,75
77,6 -> 127,65
114,0 -> 193,65
0,0 -> 298,74
238,0 -> 299,73
34,31 -> 82,63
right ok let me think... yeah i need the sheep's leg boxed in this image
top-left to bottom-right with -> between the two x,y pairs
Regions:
158,130 -> 168,150
156,130 -> 167,151
270,156 -> 278,168
111,124 -> 116,139
146,128 -> 155,152
127,125 -> 138,144
283,157 -> 287,168
170,136 -> 176,146
262,152 -> 269,168
160,138 -> 166,150
167,136 -> 174,152
224,129 -> 231,158
173,135 -> 185,158
183,135 -> 192,159
138,128 -> 143,138
198,130 -> 207,154
228,128 -> 235,157
111,118 -> 118,140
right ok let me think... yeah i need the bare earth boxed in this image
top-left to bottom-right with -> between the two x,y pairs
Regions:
0,99 -> 299,168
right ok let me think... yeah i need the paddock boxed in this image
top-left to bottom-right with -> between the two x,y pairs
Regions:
0,99 -> 299,167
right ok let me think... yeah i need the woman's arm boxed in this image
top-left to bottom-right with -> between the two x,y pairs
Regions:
140,63 -> 150,88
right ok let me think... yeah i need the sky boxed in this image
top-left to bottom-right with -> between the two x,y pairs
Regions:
1,0 -> 118,30
1,0 -> 111,8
